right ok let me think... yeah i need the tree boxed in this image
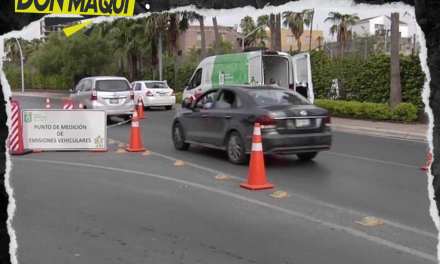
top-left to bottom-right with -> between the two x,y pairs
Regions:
324,12 -> 360,59
275,13 -> 282,51
212,17 -> 221,54
189,12 -> 206,60
390,12 -> 402,109
145,13 -> 169,79
269,14 -> 276,50
303,9 -> 314,51
282,11 -> 305,52
256,15 -> 270,46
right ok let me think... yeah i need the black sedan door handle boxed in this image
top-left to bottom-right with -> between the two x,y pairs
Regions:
202,114 -> 208,118
224,115 -> 232,119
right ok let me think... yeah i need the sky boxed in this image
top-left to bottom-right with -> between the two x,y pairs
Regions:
20,9 -> 417,42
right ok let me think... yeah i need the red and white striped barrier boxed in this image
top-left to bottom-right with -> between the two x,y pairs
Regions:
62,99 -> 75,110
8,100 -> 32,156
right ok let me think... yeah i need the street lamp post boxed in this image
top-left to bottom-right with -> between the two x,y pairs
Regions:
14,38 -> 25,93
238,26 -> 263,51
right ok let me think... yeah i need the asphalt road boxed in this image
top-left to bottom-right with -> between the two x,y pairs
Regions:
10,95 -> 439,263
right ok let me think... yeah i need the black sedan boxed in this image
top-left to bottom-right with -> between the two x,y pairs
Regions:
171,85 -> 332,165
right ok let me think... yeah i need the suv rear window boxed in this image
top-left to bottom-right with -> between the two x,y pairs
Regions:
145,82 -> 169,89
95,80 -> 130,92
248,89 -> 310,106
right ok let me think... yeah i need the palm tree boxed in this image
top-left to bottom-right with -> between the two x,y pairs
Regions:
282,11 -> 305,52
324,12 -> 360,58
145,13 -> 169,79
240,16 -> 258,48
256,15 -> 269,46
188,12 -> 206,60
303,9 -> 314,50
212,17 -> 221,54
269,14 -> 276,50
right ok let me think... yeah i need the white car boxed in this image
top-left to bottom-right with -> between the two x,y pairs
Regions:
131,80 -> 176,110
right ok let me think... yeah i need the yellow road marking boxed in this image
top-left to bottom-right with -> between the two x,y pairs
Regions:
270,191 -> 290,198
356,217 -> 384,227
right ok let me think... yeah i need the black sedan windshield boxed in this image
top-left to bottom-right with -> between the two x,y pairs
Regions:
248,89 -> 310,106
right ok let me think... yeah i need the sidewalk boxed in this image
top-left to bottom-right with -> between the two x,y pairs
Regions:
11,90 -> 429,142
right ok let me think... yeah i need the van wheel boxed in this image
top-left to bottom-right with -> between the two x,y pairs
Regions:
172,122 -> 190,151
297,152 -> 318,161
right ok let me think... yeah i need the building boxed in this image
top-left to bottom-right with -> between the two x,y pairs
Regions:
351,15 -> 418,55
352,15 -> 409,38
264,28 -> 324,52
179,25 -> 242,55
324,15 -> 420,57
179,25 -> 324,55
39,20 -> 70,42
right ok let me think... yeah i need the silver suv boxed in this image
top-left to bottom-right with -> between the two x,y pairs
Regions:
69,76 -> 135,120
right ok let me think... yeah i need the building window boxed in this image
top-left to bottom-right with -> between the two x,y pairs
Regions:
197,32 -> 201,41
286,35 -> 294,44
306,36 -> 312,45
375,24 -> 384,30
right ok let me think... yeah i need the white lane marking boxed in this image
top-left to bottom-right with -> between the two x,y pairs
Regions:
324,151 -> 421,169
14,158 -> 439,263
109,139 -> 437,239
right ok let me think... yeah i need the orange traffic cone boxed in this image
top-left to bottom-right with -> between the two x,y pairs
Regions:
125,111 -> 146,152
137,97 -> 145,119
78,102 -> 84,109
240,123 -> 275,191
421,148 -> 432,171
45,98 -> 51,109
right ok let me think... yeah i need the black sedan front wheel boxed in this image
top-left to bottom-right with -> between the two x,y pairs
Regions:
226,132 -> 248,165
172,122 -> 190,151
297,152 -> 318,161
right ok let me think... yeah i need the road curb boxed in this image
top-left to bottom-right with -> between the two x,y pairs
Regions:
331,124 -> 427,142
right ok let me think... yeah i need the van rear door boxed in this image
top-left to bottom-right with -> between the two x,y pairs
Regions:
292,52 -> 314,104
248,51 -> 264,85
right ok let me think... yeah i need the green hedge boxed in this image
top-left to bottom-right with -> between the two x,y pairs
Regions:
310,51 -> 426,108
315,99 -> 418,123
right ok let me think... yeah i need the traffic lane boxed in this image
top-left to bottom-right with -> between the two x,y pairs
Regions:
13,96 -> 435,229
139,107 -> 428,168
14,150 -> 437,258
13,95 -> 65,110
13,96 -> 428,168
107,111 -> 435,234
10,157 -> 437,264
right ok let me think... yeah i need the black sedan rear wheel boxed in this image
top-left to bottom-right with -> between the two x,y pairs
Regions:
172,122 -> 190,151
297,152 -> 318,161
226,132 -> 248,165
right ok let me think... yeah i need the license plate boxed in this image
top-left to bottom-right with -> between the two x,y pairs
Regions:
110,99 -> 118,104
286,120 -> 295,129
295,119 -> 310,127
159,93 -> 167,97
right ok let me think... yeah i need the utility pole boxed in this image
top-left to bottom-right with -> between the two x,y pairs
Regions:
390,12 -> 402,109
14,38 -> 24,94
309,9 -> 314,51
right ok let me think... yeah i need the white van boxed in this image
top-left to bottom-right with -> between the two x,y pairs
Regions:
181,50 -> 314,105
